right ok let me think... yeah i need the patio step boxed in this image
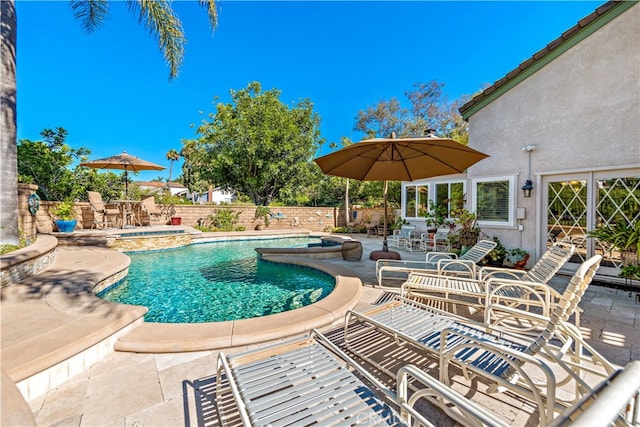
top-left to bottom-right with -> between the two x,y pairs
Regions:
1,244 -> 146,401
50,230 -> 109,247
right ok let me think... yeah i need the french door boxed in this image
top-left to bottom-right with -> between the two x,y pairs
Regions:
543,169 -> 639,277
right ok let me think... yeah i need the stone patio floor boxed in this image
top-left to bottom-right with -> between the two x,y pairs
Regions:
25,233 -> 640,426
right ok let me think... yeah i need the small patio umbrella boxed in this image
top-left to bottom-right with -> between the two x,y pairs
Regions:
80,151 -> 165,197
314,132 -> 489,254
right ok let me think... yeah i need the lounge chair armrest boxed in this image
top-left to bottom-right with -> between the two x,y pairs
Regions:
439,327 -> 557,423
478,266 -> 527,281
426,251 -> 457,262
486,278 -> 553,306
396,365 -> 509,427
437,259 -> 476,277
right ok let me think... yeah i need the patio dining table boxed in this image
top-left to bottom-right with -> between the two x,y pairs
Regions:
112,200 -> 143,228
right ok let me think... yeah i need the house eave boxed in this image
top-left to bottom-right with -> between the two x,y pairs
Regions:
460,1 -> 635,121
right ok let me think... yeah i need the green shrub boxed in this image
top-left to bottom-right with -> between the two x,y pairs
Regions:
209,208 -> 241,232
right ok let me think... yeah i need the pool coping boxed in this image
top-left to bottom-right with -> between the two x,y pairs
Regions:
114,256 -> 362,352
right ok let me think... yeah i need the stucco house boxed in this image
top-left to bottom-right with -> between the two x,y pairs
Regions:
401,1 -> 639,279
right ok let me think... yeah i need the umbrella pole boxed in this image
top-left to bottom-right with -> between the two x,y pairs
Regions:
382,180 -> 388,251
124,169 -> 129,198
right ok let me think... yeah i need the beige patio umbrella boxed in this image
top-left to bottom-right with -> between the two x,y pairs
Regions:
314,132 -> 489,253
80,151 -> 165,197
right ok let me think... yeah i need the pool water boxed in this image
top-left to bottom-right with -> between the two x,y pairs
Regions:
98,237 -> 335,323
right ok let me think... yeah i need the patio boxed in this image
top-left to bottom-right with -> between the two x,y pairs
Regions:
5,231 -> 639,425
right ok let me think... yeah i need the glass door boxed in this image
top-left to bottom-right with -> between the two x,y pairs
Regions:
543,170 -> 639,277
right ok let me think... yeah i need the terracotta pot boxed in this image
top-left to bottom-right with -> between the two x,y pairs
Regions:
514,253 -> 530,270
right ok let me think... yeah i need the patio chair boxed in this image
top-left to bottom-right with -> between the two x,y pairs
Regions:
140,196 -> 163,225
420,227 -> 451,252
216,329 -> 506,427
401,241 -> 576,320
346,211 -> 363,233
377,239 -> 497,286
365,211 -> 382,237
346,255 -> 614,426
388,225 -> 415,249
403,230 -> 426,253
87,191 -> 120,229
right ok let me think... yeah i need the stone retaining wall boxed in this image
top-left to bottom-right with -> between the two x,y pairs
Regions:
29,202 -> 388,233
0,235 -> 57,287
107,233 -> 193,252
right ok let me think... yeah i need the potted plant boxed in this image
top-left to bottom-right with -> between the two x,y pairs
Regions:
253,206 -> 271,230
507,248 -> 529,269
587,222 -> 640,266
452,208 -> 480,250
51,200 -> 77,233
484,236 -> 507,266
619,262 -> 640,281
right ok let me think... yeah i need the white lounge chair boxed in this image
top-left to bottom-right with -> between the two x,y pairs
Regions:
377,239 -> 497,286
420,227 -> 451,252
347,256 -> 614,426
215,329 -> 505,427
401,241 -> 576,321
388,225 -> 415,249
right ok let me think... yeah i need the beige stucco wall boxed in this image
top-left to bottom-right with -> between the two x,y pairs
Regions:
465,3 -> 640,257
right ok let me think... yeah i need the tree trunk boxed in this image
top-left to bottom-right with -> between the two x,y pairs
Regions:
344,178 -> 349,228
0,0 -> 19,245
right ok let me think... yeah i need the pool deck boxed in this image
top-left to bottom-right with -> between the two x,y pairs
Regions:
3,230 -> 640,426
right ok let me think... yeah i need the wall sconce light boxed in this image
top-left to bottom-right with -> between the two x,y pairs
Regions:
522,179 -> 534,197
521,145 -> 535,198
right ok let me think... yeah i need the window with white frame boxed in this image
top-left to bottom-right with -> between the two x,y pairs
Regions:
472,176 -> 516,226
403,180 -> 465,219
404,184 -> 429,218
435,181 -> 465,217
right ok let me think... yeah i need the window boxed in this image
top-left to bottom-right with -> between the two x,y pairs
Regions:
435,182 -> 465,217
404,184 -> 428,218
402,180 -> 464,219
472,176 -> 515,226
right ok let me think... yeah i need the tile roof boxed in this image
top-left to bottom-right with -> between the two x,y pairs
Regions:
134,181 -> 186,189
459,1 -> 619,118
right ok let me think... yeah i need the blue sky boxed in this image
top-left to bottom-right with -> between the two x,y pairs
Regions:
16,1 -> 603,181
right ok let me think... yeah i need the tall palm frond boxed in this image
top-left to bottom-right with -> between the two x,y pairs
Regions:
199,0 -> 218,31
69,0 -> 110,33
128,0 -> 185,79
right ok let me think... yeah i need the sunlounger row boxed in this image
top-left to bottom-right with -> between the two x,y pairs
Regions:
216,254 -> 640,426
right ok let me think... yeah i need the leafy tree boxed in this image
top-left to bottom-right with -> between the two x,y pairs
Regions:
0,0 -> 218,245
354,98 -> 407,139
185,82 -> 322,206
17,127 -> 124,202
17,128 -> 89,201
180,140 -> 210,202
354,80 -> 469,143
166,148 -> 180,192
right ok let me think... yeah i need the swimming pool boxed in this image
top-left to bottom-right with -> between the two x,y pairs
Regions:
98,237 -> 336,323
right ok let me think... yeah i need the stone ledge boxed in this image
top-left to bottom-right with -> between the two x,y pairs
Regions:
1,234 -> 58,287
114,257 -> 362,352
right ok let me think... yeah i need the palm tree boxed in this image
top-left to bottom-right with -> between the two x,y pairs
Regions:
166,148 -> 180,193
0,0 -> 218,245
1,1 -> 19,245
